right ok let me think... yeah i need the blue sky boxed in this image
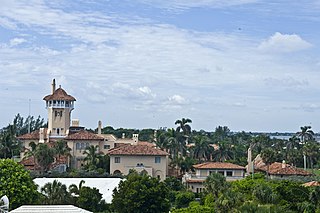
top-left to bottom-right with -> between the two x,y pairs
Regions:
0,0 -> 320,132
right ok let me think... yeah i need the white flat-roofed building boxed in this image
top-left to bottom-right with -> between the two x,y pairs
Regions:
10,205 -> 92,213
33,178 -> 121,203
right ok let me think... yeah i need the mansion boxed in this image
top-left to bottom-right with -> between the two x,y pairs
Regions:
18,79 -> 168,179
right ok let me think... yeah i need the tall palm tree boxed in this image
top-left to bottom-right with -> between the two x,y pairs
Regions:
41,180 -> 69,204
165,128 -> 181,160
261,148 -> 276,178
296,126 -> 314,143
192,135 -> 213,161
175,118 -> 192,136
296,126 -> 314,170
302,141 -> 320,172
175,118 -> 192,144
83,145 -> 101,169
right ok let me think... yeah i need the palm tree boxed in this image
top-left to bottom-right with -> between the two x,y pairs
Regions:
165,128 -> 182,160
260,148 -> 276,178
69,180 -> 85,196
175,118 -> 192,136
204,172 -> 228,198
296,126 -> 314,170
41,180 -> 69,204
213,141 -> 234,162
35,143 -> 55,173
302,141 -> 320,172
296,126 -> 314,143
175,118 -> 192,144
83,145 -> 101,170
23,141 -> 37,164
192,135 -> 213,161
54,140 -> 71,159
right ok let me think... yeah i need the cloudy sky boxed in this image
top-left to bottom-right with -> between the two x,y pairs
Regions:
0,0 -> 320,132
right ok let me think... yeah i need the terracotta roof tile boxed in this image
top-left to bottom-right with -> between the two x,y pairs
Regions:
65,130 -> 104,140
137,141 -> 156,147
17,128 -> 48,140
108,144 -> 168,156
257,162 -> 311,176
43,88 -> 76,101
193,162 -> 245,170
186,179 -> 205,183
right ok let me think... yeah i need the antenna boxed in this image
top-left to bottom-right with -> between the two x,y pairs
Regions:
0,195 -> 9,213
28,99 -> 31,134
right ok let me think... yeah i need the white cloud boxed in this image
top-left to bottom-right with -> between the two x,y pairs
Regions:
168,95 -> 188,105
9,38 -> 27,46
137,0 -> 257,11
258,32 -> 312,53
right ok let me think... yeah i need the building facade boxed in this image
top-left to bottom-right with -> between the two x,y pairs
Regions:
18,79 -> 162,172
182,162 -> 246,193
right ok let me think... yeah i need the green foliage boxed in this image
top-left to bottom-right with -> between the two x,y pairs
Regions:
164,176 -> 185,191
171,204 -> 215,213
78,186 -> 105,212
112,172 -> 170,213
214,189 -> 242,212
35,143 -> 55,172
40,179 -> 69,204
204,193 -> 215,208
175,191 -> 195,208
204,172 -> 228,198
252,184 -> 278,204
0,159 -> 40,209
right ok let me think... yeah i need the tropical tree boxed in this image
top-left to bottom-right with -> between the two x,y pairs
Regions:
35,143 -> 55,173
77,186 -> 106,212
23,141 -> 37,164
192,135 -> 213,161
260,148 -> 276,178
53,140 -> 71,159
204,172 -> 228,198
0,124 -> 20,158
112,172 -> 170,213
69,180 -> 86,197
213,126 -> 230,142
83,145 -> 101,170
41,180 -> 69,204
302,140 -> 320,171
296,126 -> 314,143
175,118 -> 192,136
0,159 -> 40,209
213,140 -> 234,162
165,128 -> 184,160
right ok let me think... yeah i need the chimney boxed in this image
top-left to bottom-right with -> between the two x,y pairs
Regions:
132,134 -> 139,145
122,133 -> 125,139
282,160 -> 286,169
52,79 -> 56,94
39,128 -> 45,143
98,120 -> 102,135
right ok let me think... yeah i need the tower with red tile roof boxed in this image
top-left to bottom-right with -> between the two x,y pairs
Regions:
43,79 -> 76,137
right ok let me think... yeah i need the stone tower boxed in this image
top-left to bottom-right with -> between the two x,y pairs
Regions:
43,79 -> 76,137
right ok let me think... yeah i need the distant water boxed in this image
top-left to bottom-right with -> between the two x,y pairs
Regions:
272,135 -> 320,142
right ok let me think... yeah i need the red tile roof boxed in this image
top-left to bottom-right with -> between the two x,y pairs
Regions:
43,88 -> 76,101
303,181 -> 320,187
193,162 -> 245,170
256,162 -> 311,176
137,141 -> 156,147
186,179 -> 205,183
17,128 -> 48,140
65,130 -> 104,140
108,144 -> 168,156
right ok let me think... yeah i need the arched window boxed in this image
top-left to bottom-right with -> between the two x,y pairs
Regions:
76,142 -> 80,150
81,143 -> 85,149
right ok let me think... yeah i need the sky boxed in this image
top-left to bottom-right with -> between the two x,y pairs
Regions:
0,0 -> 320,133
